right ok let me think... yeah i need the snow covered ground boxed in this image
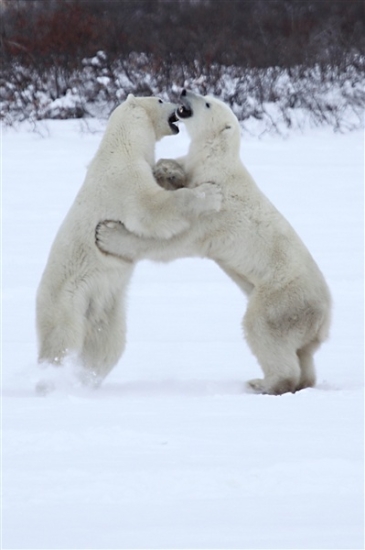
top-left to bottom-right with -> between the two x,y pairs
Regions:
2,118 -> 364,549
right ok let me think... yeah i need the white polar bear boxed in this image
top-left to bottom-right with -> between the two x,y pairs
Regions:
36,94 -> 222,384
96,89 -> 332,395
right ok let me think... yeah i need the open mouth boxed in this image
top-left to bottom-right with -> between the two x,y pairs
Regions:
176,103 -> 193,119
168,112 -> 179,134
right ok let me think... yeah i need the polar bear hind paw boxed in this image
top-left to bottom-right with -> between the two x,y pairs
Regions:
246,377 -> 298,395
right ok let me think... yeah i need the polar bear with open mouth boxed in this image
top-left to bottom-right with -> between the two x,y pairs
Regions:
36,94 -> 222,385
96,90 -> 331,395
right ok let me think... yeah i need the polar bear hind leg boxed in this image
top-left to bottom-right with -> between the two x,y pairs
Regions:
243,295 -> 303,395
37,287 -> 87,366
80,289 -> 127,384
242,280 -> 330,395
245,336 -> 301,395
295,340 -> 319,391
37,270 -> 129,385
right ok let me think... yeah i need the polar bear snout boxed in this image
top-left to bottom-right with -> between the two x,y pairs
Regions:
177,103 -> 193,119
177,90 -> 194,119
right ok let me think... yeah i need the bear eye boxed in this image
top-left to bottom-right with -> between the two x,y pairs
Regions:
158,99 -> 163,104
205,102 -> 211,108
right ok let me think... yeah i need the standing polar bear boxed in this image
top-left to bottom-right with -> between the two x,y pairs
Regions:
96,90 -> 332,395
36,94 -> 222,384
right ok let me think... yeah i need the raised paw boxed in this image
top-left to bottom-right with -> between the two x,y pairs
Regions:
153,159 -> 186,190
95,220 -> 125,255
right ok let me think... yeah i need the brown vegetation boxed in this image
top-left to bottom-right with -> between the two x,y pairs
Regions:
2,0 -> 364,70
1,1 -> 364,130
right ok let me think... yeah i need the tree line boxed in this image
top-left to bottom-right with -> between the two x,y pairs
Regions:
2,0 -> 364,72
1,0 -> 364,131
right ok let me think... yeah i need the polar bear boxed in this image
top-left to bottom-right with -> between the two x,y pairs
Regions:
96,89 -> 332,395
36,94 -> 222,384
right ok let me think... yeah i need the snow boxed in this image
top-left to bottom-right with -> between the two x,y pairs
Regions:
1,119 -> 364,549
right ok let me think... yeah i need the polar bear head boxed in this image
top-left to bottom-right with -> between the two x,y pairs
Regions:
175,89 -> 240,155
105,94 -> 180,153
124,94 -> 179,140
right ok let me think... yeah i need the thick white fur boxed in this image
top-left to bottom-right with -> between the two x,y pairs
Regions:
36,94 -> 222,383
96,91 -> 332,395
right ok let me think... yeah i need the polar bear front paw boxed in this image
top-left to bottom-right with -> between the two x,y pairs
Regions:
95,220 -> 121,253
190,182 -> 223,214
153,159 -> 186,190
95,220 -> 130,258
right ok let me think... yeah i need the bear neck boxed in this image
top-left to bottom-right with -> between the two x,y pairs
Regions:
187,135 -> 239,167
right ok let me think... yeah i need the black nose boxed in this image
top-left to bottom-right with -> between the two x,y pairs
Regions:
181,89 -> 187,97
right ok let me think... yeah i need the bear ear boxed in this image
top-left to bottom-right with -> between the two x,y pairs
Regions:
126,93 -> 136,104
